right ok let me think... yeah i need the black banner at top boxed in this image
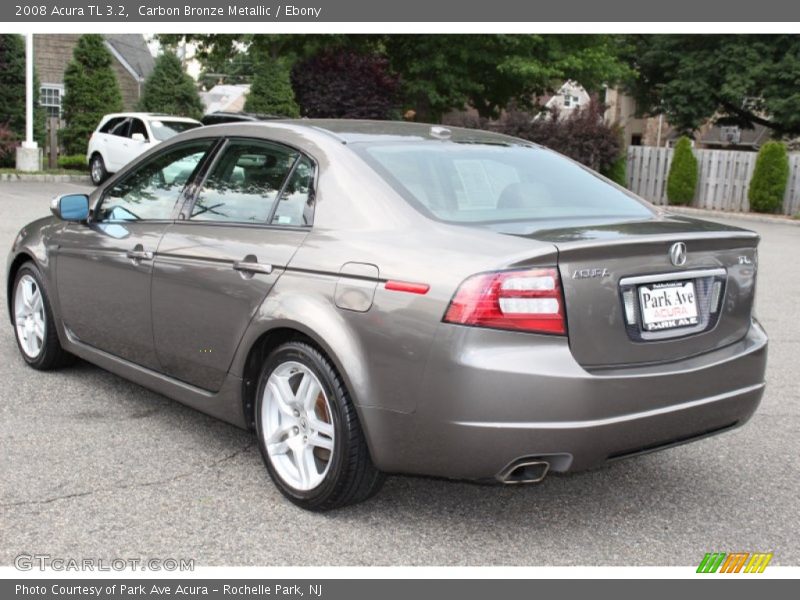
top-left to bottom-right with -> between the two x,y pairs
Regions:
2,0 -> 799,22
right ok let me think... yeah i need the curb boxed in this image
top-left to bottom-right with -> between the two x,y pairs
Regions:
667,206 -> 800,227
0,173 -> 91,184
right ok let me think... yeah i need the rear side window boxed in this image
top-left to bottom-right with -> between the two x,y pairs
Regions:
270,156 -> 316,226
109,118 -> 130,138
189,140 -> 299,223
150,120 -> 201,141
354,142 -> 653,223
99,117 -> 125,134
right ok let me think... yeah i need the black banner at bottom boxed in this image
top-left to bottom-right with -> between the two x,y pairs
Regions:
2,579 -> 795,600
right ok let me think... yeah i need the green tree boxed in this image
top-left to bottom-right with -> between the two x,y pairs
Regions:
748,141 -> 789,213
666,137 -> 698,205
245,54 -> 299,117
62,34 -> 122,155
626,34 -> 800,137
160,34 -> 631,123
138,51 -> 203,119
0,35 -> 45,164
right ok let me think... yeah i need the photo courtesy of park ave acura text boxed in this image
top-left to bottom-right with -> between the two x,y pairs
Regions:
0,29 -> 797,569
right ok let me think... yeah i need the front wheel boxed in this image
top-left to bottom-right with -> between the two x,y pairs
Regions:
90,153 -> 108,185
12,263 -> 73,370
254,341 -> 385,510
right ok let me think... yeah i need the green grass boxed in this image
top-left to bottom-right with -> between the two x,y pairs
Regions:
0,168 -> 87,175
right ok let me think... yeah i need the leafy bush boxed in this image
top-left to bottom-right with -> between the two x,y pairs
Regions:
62,35 -> 123,155
291,51 -> 400,119
0,122 -> 17,166
138,52 -> 204,120
666,136 -> 698,205
57,154 -> 88,171
489,100 -> 622,173
245,57 -> 299,117
748,141 -> 789,213
601,152 -> 628,187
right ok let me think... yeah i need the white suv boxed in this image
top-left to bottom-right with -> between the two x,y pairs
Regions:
87,113 -> 202,184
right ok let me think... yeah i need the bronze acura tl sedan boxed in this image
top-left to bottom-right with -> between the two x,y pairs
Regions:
7,120 -> 767,510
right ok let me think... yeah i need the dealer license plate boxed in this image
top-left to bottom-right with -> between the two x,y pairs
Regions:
638,280 -> 699,331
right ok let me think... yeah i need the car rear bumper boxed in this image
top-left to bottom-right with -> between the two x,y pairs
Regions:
360,319 -> 767,481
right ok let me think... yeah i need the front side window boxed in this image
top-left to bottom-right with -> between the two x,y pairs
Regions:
354,142 -> 653,224
190,140 -> 299,223
129,118 -> 149,141
96,141 -> 213,222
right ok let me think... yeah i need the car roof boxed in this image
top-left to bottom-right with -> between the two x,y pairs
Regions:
222,119 -> 530,146
101,112 -> 201,123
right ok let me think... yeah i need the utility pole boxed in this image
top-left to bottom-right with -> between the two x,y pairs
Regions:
16,33 -> 40,171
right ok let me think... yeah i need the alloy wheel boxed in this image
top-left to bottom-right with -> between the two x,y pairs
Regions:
261,361 -> 335,491
14,274 -> 46,358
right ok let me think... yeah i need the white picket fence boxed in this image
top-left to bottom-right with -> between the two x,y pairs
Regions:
626,146 -> 800,216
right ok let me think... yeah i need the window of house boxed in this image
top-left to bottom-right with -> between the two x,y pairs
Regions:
39,85 -> 63,118
563,94 -> 580,108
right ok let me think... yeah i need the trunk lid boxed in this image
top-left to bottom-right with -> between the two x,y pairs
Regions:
501,214 -> 759,368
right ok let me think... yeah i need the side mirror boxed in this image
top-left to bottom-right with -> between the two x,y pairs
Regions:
131,133 -> 147,143
50,194 -> 90,222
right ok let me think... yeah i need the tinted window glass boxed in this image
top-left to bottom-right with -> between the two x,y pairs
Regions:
109,118 -> 130,137
97,141 -> 213,222
99,117 -> 125,134
355,143 -> 653,223
150,120 -> 201,141
129,118 -> 148,140
270,156 -> 315,226
190,140 -> 298,223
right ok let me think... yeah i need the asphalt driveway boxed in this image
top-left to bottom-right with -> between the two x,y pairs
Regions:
0,181 -> 797,566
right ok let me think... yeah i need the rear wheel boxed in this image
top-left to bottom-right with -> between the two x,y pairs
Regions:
254,341 -> 385,510
90,153 -> 107,185
12,263 -> 73,370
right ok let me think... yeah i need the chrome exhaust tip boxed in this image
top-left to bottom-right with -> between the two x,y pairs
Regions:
497,459 -> 550,484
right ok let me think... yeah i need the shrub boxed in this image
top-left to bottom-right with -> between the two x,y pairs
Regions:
601,152 -> 628,187
666,136 -> 697,205
138,52 -> 204,120
0,122 -> 17,166
245,56 -> 299,117
491,100 -> 622,173
291,51 -> 400,119
748,141 -> 789,213
57,154 -> 88,171
62,35 -> 123,155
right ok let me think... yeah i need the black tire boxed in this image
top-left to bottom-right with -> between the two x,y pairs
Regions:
11,262 -> 74,370
254,341 -> 385,510
90,153 -> 108,185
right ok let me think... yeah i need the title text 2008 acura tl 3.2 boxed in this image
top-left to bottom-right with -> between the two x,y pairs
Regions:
7,121 -> 767,510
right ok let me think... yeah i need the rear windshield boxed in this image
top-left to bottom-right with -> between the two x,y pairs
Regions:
354,142 -> 653,223
150,120 -> 200,141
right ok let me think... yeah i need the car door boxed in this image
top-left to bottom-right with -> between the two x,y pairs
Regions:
55,139 -> 217,370
104,117 -> 131,172
151,138 -> 316,391
123,117 -> 153,166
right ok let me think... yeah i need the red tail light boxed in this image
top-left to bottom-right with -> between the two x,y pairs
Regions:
443,267 -> 566,335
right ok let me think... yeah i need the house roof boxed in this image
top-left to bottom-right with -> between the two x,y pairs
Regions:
103,34 -> 155,80
700,123 -> 771,149
200,84 -> 251,114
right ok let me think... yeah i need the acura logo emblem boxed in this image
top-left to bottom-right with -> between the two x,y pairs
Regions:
670,242 -> 687,266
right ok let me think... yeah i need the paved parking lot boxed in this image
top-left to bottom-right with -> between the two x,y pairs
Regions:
0,181 -> 797,566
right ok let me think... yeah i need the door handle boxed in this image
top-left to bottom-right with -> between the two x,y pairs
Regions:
126,246 -> 154,262
233,259 -> 273,275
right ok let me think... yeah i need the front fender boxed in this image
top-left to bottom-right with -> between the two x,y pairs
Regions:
6,216 -> 63,324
